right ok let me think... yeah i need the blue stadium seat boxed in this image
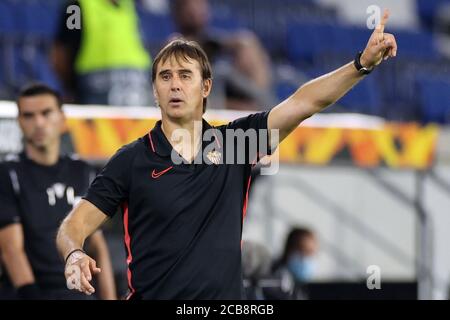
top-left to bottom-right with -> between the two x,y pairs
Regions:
336,74 -> 382,115
222,0 -> 337,58
0,1 -> 17,94
209,6 -> 245,31
416,0 -> 448,29
0,1 -> 17,38
135,5 -> 175,51
393,29 -> 440,60
287,22 -> 335,66
0,45 -> 8,98
209,18 -> 243,32
417,78 -> 450,124
287,24 -> 440,66
332,26 -> 371,56
34,49 -> 61,92
10,43 -> 28,88
18,0 -> 61,41
37,0 -> 62,40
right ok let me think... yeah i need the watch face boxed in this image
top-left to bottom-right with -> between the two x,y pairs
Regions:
360,67 -> 372,75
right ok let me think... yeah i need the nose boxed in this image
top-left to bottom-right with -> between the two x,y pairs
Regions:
34,114 -> 47,128
170,74 -> 182,92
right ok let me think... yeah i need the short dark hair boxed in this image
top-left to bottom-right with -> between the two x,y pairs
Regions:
17,83 -> 63,110
152,39 -> 213,113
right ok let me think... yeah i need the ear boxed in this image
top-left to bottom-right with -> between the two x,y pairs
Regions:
153,86 -> 159,106
202,79 -> 212,98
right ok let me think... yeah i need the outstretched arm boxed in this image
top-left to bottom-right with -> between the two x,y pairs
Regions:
56,200 -> 109,296
268,9 -> 397,144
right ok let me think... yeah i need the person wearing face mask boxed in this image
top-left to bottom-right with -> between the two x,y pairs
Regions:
270,227 -> 319,300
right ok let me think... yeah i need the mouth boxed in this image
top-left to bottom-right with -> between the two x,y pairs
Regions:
169,98 -> 184,104
33,131 -> 46,140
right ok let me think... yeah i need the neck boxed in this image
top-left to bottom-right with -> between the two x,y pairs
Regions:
25,141 -> 60,166
161,115 -> 203,163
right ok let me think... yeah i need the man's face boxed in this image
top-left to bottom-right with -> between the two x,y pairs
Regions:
153,55 -> 211,120
18,94 -> 64,150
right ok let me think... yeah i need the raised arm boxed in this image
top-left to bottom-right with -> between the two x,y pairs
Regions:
56,199 -> 109,296
268,9 -> 397,143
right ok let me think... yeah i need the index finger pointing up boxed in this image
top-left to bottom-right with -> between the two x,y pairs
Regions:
377,9 -> 390,36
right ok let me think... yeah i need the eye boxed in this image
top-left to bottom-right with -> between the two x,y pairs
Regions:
161,74 -> 171,81
42,110 -> 52,117
181,73 -> 191,80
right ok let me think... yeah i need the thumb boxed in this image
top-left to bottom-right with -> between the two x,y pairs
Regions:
89,259 -> 102,274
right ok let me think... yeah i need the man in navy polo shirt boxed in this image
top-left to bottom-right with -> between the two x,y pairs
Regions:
57,11 -> 397,299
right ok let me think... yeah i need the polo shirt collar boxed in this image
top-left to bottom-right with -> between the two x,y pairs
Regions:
149,119 -> 221,159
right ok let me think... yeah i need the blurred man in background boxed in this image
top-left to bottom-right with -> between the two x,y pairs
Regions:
171,0 -> 275,110
0,83 -> 116,300
51,0 -> 152,106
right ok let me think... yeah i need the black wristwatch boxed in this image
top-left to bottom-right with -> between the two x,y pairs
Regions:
354,51 -> 374,75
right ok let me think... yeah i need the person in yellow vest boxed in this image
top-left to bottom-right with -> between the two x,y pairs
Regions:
51,0 -> 152,106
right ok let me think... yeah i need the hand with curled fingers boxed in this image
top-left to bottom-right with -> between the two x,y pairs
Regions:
360,9 -> 398,69
64,249 -> 101,296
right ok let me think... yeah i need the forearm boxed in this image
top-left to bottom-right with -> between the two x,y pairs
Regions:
56,216 -> 88,262
293,61 -> 364,118
1,248 -> 35,288
269,61 -> 365,141
57,200 -> 109,261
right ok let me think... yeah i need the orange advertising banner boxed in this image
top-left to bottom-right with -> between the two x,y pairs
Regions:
66,117 -> 438,169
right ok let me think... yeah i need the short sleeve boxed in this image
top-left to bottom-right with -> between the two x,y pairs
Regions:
226,111 -> 272,164
83,145 -> 136,217
0,164 -> 21,229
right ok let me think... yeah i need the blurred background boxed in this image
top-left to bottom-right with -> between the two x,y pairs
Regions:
0,0 -> 450,300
